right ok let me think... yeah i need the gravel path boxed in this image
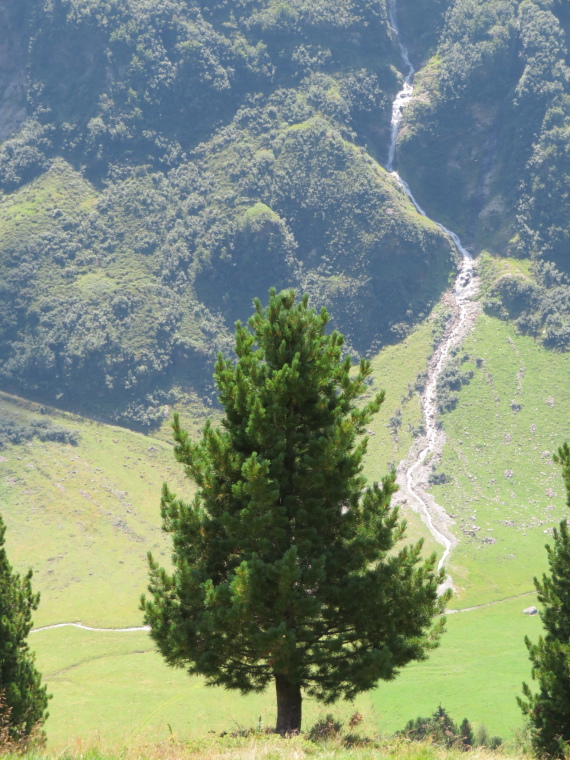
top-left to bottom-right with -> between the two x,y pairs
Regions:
446,591 -> 536,615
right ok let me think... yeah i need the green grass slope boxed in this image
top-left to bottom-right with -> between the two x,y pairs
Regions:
433,313 -> 570,608
0,391 -> 191,628
1,322 -> 445,743
31,596 -> 539,745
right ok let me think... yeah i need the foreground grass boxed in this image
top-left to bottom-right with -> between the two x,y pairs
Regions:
11,736 -> 530,760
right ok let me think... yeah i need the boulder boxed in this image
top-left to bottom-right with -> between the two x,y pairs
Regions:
523,606 -> 538,616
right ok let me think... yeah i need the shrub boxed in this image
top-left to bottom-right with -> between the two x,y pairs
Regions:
399,705 -> 487,751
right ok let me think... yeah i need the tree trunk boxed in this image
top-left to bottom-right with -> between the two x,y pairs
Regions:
274,673 -> 302,734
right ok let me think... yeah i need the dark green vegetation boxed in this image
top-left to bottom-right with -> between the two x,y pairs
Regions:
142,291 -> 448,733
399,706 -> 484,750
398,0 -> 570,348
2,0 -> 569,424
0,514 -> 49,742
482,257 -> 570,351
0,0 -> 456,427
0,408 -> 78,450
519,444 -> 570,759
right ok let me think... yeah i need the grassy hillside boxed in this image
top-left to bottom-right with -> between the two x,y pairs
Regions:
0,306 -> 444,631
1,328 -> 441,743
433,312 -> 570,608
3,298 -> 566,744
0,391 -> 193,628
30,596 -> 538,744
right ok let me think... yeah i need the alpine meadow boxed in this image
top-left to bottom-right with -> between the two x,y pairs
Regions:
1,0 -> 570,757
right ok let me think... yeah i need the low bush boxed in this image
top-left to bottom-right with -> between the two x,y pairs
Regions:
436,357 -> 474,414
0,415 -> 79,449
484,262 -> 570,351
399,705 -> 501,751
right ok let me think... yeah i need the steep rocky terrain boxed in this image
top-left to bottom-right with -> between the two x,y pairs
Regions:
397,0 -> 570,350
1,0 -> 567,430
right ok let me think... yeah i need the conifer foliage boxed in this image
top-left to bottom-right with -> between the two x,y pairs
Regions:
401,706 -> 475,750
142,290 -> 449,733
519,443 -> 570,758
0,514 -> 49,742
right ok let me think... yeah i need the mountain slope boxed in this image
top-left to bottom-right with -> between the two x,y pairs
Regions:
0,0 -> 459,425
1,0 -> 570,743
397,0 -> 570,348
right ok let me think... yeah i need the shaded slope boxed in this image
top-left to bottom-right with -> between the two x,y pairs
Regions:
398,0 -> 570,276
0,0 -> 457,426
0,125 -> 455,426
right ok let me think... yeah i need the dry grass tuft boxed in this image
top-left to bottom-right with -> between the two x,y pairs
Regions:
0,735 -> 530,760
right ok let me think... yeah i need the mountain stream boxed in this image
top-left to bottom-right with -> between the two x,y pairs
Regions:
386,0 -> 480,584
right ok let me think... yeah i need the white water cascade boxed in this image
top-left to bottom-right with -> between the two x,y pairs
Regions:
386,0 -> 472,265
386,0 -> 477,575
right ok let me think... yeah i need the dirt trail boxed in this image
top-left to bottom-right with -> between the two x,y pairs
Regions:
446,591 -> 536,615
31,622 -> 150,634
31,588 -> 536,639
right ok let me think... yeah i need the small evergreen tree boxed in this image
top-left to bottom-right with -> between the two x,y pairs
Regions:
402,706 -> 475,749
459,718 -> 474,749
0,514 -> 49,742
142,290 -> 449,733
518,443 -> 570,758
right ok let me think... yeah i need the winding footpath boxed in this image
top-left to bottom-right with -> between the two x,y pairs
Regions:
31,623 -> 150,634
386,0 -> 480,582
30,590 -> 537,636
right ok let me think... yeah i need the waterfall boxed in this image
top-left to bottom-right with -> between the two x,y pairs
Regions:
385,0 -> 472,265
386,0 -> 414,172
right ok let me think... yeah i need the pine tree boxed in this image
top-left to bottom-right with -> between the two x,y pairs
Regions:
401,706 -> 475,749
0,514 -> 49,742
459,718 -> 474,749
141,289 -> 449,733
518,443 -> 570,758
